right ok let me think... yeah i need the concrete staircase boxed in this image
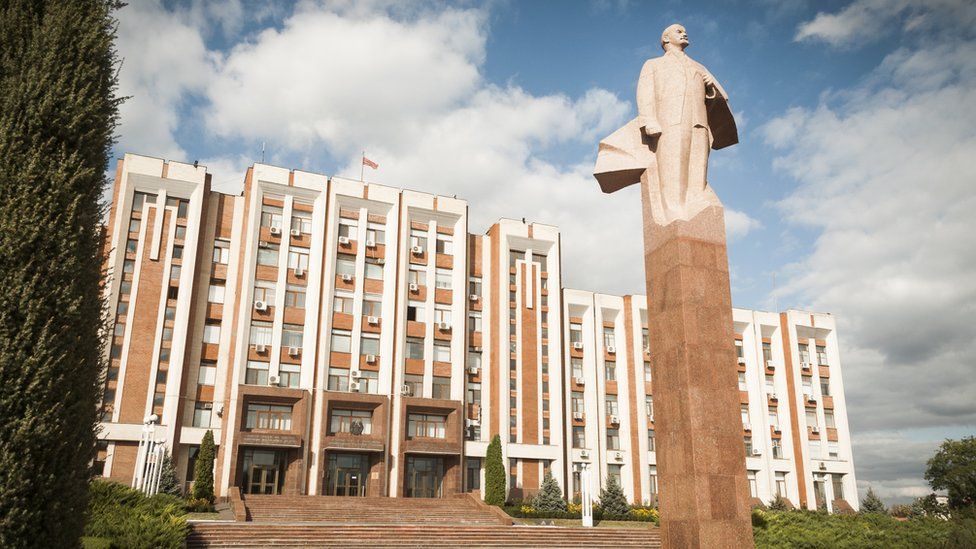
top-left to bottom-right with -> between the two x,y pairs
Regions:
241,494 -> 502,524
186,523 -> 661,548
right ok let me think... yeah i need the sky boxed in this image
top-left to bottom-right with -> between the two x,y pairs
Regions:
112,0 -> 976,505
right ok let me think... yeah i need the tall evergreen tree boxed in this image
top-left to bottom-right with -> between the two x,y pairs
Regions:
484,435 -> 506,506
0,1 -> 120,547
860,487 -> 887,514
157,452 -> 182,497
192,431 -> 216,503
532,472 -> 567,512
598,474 -> 630,516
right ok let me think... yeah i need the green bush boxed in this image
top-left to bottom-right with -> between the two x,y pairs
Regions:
502,505 -> 657,523
192,430 -> 216,503
84,480 -> 187,549
532,472 -> 567,513
752,509 -> 967,548
598,475 -> 630,516
860,486 -> 887,514
484,435 -> 506,506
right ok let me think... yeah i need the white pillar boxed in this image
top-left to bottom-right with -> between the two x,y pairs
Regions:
581,463 -> 593,527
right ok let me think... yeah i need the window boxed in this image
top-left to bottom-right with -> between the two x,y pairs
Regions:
571,391 -> 584,413
832,474 -> 845,500
249,321 -> 273,347
407,414 -> 446,438
169,265 -> 181,282
291,211 -> 312,235
799,344 -> 811,364
430,233 -> 452,255
747,470 -> 758,498
509,249 -> 524,268
279,363 -> 300,388
245,403 -> 292,430
213,239 -> 230,264
775,472 -> 788,497
409,229 -> 427,252
408,267 -> 425,286
359,370 -> 379,394
735,338 -> 744,359
403,374 -> 423,397
331,330 -> 351,353
466,458 -> 481,490
802,377 -> 813,397
603,327 -> 616,349
197,362 -> 216,386
284,285 -> 306,308
125,239 -> 138,254
644,361 -> 652,383
468,277 -> 482,297
740,405 -> 751,426
606,395 -> 619,416
770,438 -> 785,459
364,259 -> 383,280
433,342 -> 451,362
647,396 -> 655,420
828,442 -> 840,459
193,402 -> 212,428
816,345 -> 828,366
406,301 -> 425,322
172,245 -> 184,259
338,219 -> 358,241
119,280 -> 131,295
288,247 -> 310,271
435,269 -> 452,289
261,205 -> 283,230
824,410 -> 836,429
433,307 -> 452,325
769,410 -> 779,430
606,428 -> 620,450
647,428 -> 656,451
335,254 -> 356,278
282,324 -> 303,350
327,368 -> 348,391
330,409 -> 372,435
571,358 -> 583,379
432,376 -> 451,399
762,341 -> 773,363
642,327 -> 649,350
253,280 -> 277,307
744,436 -> 753,456
360,335 -> 379,356
406,338 -> 424,360
648,466 -> 658,497
806,410 -> 818,429
365,224 -> 385,245
605,361 -> 616,381
820,378 -> 831,396
569,323 -> 582,344
468,312 -> 482,332
467,382 -> 482,405
362,296 -> 382,318
607,464 -> 622,486
122,259 -> 135,274
467,351 -> 482,371
572,426 -> 586,448
164,305 -> 176,321
245,361 -> 269,385
208,284 -> 225,304
333,293 -> 354,314
256,242 -> 279,266
203,323 -> 221,344
132,191 -> 154,212
738,372 -> 747,391
113,323 -> 125,337
765,374 -> 775,393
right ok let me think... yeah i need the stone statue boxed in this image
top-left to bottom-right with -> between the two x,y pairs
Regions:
594,23 -> 737,225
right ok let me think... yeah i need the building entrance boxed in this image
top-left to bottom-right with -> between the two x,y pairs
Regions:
326,453 -> 369,496
242,448 -> 285,495
405,456 -> 443,498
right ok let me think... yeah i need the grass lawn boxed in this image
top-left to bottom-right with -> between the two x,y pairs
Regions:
514,517 -> 656,529
186,512 -> 223,521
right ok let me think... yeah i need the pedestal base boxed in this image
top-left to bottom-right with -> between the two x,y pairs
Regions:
642,199 -> 755,548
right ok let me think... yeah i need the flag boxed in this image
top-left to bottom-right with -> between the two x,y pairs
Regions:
362,156 -> 378,169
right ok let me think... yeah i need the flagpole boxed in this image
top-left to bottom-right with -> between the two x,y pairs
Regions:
361,150 -> 365,182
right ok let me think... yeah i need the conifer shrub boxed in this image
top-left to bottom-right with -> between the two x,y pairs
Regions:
484,435 -> 506,506
191,430 -> 215,503
598,474 -> 630,517
532,472 -> 567,513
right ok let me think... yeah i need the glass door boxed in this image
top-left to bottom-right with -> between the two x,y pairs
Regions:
242,448 -> 284,495
326,453 -> 368,496
406,456 -> 443,498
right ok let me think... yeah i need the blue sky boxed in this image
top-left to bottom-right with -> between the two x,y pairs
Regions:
114,0 -> 976,504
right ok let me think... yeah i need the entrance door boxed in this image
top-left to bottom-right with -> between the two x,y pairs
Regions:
405,456 -> 443,498
248,464 -> 280,495
242,448 -> 284,495
326,453 -> 368,496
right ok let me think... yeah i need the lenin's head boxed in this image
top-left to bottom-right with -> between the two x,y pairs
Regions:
661,24 -> 689,51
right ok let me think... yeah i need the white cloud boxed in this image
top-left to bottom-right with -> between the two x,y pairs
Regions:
769,18 -> 976,499
725,208 -> 762,241
795,0 -> 976,47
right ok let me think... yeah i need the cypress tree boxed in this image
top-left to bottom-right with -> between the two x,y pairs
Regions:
532,472 -> 567,512
598,474 -> 630,516
192,430 -> 216,502
484,435 -> 506,506
0,1 -> 120,547
157,452 -> 182,497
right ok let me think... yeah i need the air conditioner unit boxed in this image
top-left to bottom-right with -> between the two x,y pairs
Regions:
338,236 -> 350,245
258,240 -> 270,248
472,346 -> 482,352
349,380 -> 361,392
254,344 -> 267,353
350,370 -> 362,379
609,415 -> 620,425
766,360 -> 775,368
294,268 -> 305,277
400,384 -> 412,396
365,239 -> 376,248
807,395 -> 817,403
288,346 -> 300,356
811,426 -> 820,433
467,366 -> 479,375
644,347 -> 651,354
573,411 -> 584,421
574,376 -> 585,386
269,226 -> 281,235
469,294 -> 479,301
411,245 -> 423,255
614,451 -> 623,460
408,282 -> 419,292
743,423 -> 751,431
254,300 -> 268,311
737,357 -> 747,365
769,392 -> 778,400
341,274 -> 353,282
290,228 -> 301,237
580,450 -> 590,459
607,346 -> 616,354
819,462 -> 827,471
466,418 -> 480,427
367,315 -> 379,325
752,448 -> 762,456
802,362 -> 813,370
365,354 -> 377,364
438,322 -> 452,331
202,402 -> 213,410
573,342 -> 584,350
773,428 -> 782,434
268,374 -> 279,386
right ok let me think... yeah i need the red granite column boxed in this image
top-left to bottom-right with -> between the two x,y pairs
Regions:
641,181 -> 754,547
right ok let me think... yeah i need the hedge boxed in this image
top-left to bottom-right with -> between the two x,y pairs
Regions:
83,480 -> 188,549
753,509 -> 976,548
503,505 -> 658,523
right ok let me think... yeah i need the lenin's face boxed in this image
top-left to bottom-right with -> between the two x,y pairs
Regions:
665,25 -> 689,49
